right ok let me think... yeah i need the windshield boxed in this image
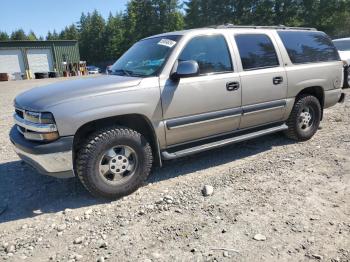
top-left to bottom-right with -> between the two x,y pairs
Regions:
333,40 -> 350,51
110,35 -> 181,77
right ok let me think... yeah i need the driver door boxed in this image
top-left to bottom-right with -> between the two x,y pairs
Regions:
160,34 -> 242,146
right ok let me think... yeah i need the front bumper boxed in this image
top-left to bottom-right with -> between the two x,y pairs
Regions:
9,127 -> 75,178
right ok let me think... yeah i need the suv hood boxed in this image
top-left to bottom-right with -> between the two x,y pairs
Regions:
15,75 -> 142,111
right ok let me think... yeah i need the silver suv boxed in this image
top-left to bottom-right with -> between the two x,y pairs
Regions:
10,25 -> 347,198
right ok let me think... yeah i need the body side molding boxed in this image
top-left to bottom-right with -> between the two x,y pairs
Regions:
166,107 -> 242,130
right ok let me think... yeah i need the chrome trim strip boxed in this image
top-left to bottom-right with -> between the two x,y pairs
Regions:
166,107 -> 242,130
243,105 -> 286,116
14,113 -> 57,133
243,100 -> 286,114
168,114 -> 241,130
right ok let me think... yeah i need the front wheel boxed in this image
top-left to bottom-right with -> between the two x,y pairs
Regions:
284,95 -> 322,141
76,127 -> 153,199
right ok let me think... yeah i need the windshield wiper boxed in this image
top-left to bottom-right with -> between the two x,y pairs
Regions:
111,69 -> 145,77
112,69 -> 131,76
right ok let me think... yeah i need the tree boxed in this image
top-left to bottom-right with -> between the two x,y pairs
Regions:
59,24 -> 79,40
104,12 -> 124,62
10,29 -> 27,40
46,30 -> 59,40
153,0 -> 184,32
27,30 -> 37,40
121,0 -> 184,51
184,0 -> 201,28
12,0 -> 350,65
271,0 -> 300,26
183,0 -> 350,38
0,31 -> 9,41
78,10 -> 106,64
121,0 -> 138,51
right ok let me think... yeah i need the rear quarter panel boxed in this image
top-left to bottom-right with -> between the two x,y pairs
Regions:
273,31 -> 343,103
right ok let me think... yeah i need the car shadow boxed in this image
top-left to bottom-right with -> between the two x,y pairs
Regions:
0,133 -> 293,224
150,132 -> 294,183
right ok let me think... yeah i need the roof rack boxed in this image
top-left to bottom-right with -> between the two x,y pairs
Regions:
213,24 -> 317,31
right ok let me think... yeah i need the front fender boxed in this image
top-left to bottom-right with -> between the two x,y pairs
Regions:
47,79 -> 165,146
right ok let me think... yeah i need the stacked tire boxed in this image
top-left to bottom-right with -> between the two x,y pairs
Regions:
34,72 -> 49,79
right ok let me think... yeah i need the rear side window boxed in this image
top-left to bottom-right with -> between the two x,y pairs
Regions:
278,31 -> 340,64
179,35 -> 233,75
235,34 -> 280,70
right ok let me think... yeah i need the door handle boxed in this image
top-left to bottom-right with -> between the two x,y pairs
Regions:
226,81 -> 240,91
273,76 -> 283,85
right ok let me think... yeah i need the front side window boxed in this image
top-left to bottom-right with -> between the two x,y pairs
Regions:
111,35 -> 180,77
178,35 -> 233,75
278,31 -> 340,64
333,40 -> 350,51
235,34 -> 280,70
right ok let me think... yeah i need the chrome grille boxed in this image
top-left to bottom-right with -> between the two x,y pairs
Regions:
15,108 -> 24,119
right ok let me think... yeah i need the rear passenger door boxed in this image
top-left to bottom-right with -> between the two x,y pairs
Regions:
234,33 -> 288,129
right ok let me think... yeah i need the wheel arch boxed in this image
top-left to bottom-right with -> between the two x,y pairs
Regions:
72,114 -> 162,173
296,86 -> 324,107
295,86 -> 325,120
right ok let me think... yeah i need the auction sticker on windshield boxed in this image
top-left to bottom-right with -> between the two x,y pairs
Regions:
158,39 -> 177,48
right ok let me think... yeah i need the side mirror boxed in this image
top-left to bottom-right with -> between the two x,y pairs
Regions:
171,60 -> 199,80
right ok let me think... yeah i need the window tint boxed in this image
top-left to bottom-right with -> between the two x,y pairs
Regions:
179,35 -> 232,74
278,31 -> 340,64
235,34 -> 279,70
333,40 -> 350,51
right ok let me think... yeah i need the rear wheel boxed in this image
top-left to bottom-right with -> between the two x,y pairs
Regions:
76,126 -> 153,199
284,94 -> 322,141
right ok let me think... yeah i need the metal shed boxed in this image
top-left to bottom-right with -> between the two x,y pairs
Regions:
0,40 -> 80,78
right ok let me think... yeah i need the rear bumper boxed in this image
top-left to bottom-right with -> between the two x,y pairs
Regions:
324,89 -> 344,108
9,126 -> 74,178
343,63 -> 349,89
338,92 -> 346,104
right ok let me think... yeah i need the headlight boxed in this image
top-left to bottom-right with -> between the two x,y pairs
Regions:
14,110 -> 59,142
24,111 -> 56,124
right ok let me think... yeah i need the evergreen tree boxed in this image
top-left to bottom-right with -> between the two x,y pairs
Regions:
46,31 -> 53,40
121,0 -> 184,51
184,0 -> 201,28
27,30 -> 37,40
46,30 -> 60,40
153,0 -> 184,32
0,31 -> 9,41
10,29 -> 27,40
104,12 -> 124,62
59,24 -> 79,40
16,0 -> 350,65
78,10 -> 106,64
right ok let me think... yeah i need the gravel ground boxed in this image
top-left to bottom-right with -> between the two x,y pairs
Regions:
0,78 -> 349,262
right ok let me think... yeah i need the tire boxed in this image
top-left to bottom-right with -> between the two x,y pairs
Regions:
284,94 -> 322,141
76,126 -> 153,199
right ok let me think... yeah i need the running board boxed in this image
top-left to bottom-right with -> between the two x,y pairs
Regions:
161,124 -> 288,160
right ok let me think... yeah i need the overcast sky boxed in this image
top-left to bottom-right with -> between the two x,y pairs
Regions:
1,0 -> 129,37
